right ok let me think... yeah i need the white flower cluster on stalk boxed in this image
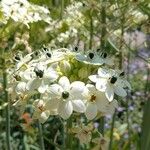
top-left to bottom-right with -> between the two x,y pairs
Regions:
10,47 -> 131,123
0,0 -> 51,27
45,2 -> 85,46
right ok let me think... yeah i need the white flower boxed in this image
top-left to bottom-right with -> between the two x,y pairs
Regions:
15,81 -> 27,94
47,76 -> 86,119
32,99 -> 50,123
70,124 -> 93,144
0,0 -> 51,27
25,63 -> 58,93
31,48 -> 70,65
92,136 -> 109,150
84,84 -> 118,120
14,53 -> 32,70
41,48 -> 67,65
89,68 -> 130,102
76,50 -> 114,66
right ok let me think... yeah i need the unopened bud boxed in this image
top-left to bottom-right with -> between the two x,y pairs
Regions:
78,67 -> 89,79
60,60 -> 71,74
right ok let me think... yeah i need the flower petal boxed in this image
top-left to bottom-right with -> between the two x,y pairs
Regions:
76,53 -> 87,62
114,86 -> 127,97
45,98 -> 59,110
88,75 -> 99,83
26,78 -> 42,91
96,92 -> 108,112
38,82 -> 48,93
59,76 -> 70,91
39,110 -> 50,123
22,69 -> 34,81
96,78 -> 107,92
44,67 -> 58,82
15,82 -> 26,94
104,100 -> 118,115
58,101 -> 73,119
123,80 -> 131,90
105,85 -> 114,102
85,103 -> 97,120
47,84 -> 62,98
72,100 -> 86,113
70,81 -> 85,97
98,68 -> 111,78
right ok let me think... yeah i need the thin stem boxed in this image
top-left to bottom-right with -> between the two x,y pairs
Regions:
44,136 -> 62,149
3,61 -> 11,150
99,117 -> 105,136
89,9 -> 93,49
100,0 -> 106,50
144,65 -> 150,97
98,0 -> 107,135
38,121 -> 45,150
126,51 -> 131,149
61,119 -> 65,150
109,110 -> 116,150
66,116 -> 73,149
60,0 -> 64,19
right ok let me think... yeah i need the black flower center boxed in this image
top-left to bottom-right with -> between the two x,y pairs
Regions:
46,52 -> 51,58
43,47 -> 49,51
14,75 -> 21,81
74,46 -> 78,51
110,76 -> 117,84
35,51 -> 38,56
119,72 -> 125,77
15,56 -> 21,61
90,95 -> 96,102
34,69 -> 44,78
20,3 -> 24,7
96,48 -> 100,52
62,91 -> 69,99
88,53 -> 94,59
101,52 -> 107,58
31,51 -> 38,59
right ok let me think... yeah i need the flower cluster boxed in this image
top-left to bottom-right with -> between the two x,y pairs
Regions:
10,47 -> 131,123
0,0 -> 51,27
45,2 -> 85,46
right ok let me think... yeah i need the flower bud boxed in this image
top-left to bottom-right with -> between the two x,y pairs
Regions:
60,60 -> 71,74
78,67 -> 89,79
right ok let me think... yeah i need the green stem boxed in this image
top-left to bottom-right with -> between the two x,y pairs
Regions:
100,0 -> 106,50
61,119 -> 65,150
66,117 -> 73,149
141,66 -> 150,150
38,121 -> 45,150
109,110 -> 116,150
89,10 -> 93,49
60,0 -> 64,19
98,0 -> 107,135
44,136 -> 62,149
126,51 -> 131,149
99,117 -> 105,136
3,61 -> 11,150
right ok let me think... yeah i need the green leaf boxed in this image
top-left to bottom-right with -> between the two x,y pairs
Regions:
106,39 -> 120,53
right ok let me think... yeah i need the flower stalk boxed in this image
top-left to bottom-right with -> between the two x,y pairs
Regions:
66,116 -> 73,149
98,0 -> 107,135
2,59 -> 11,150
100,0 -> 106,50
38,121 -> 45,150
60,0 -> 64,19
89,9 -> 93,49
109,110 -> 116,150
